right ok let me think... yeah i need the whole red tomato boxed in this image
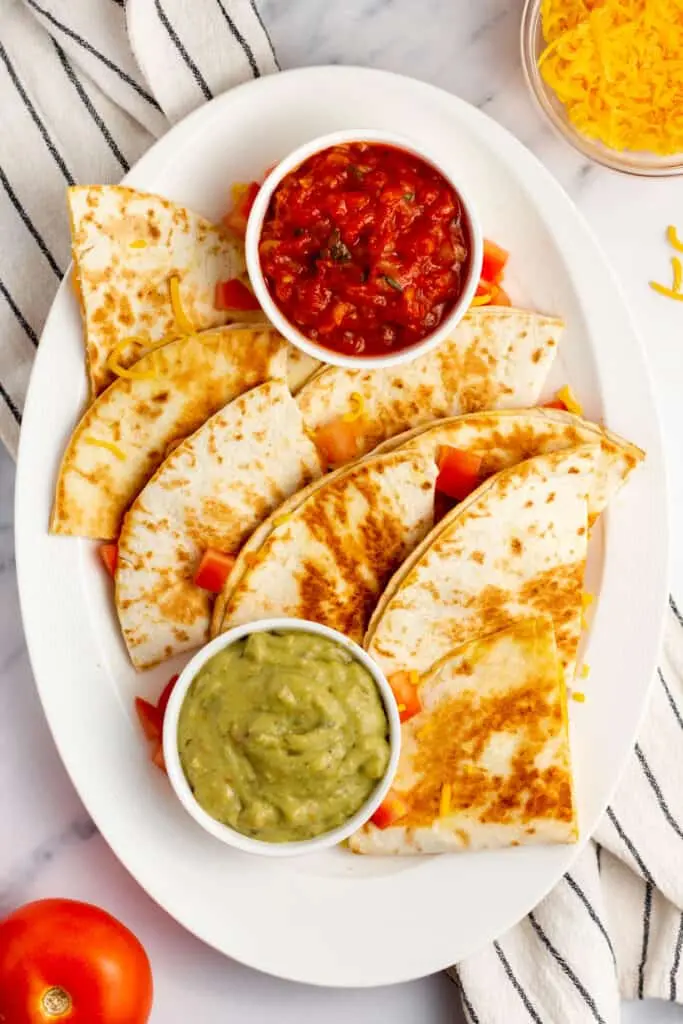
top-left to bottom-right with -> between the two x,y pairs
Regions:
0,898 -> 153,1023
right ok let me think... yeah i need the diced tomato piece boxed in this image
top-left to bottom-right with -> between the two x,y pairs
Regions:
434,489 -> 456,523
388,671 -> 422,723
222,181 -> 260,238
314,417 -> 362,466
542,398 -> 568,411
194,549 -> 236,593
135,697 -> 162,742
157,674 -> 179,720
151,741 -> 167,773
436,446 -> 483,501
371,791 -> 409,829
481,239 -> 509,284
99,542 -> 118,577
490,284 -> 511,306
215,278 -> 261,312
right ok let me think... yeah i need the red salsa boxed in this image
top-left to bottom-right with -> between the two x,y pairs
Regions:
258,142 -> 471,357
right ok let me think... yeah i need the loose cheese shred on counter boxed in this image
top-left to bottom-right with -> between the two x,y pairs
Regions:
85,437 -> 126,460
439,783 -> 452,818
580,662 -> 591,679
572,691 -> 586,703
539,0 -> 683,156
169,275 -> 195,335
667,225 -> 683,253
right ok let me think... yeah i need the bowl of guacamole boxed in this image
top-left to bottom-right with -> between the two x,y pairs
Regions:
163,618 -> 401,856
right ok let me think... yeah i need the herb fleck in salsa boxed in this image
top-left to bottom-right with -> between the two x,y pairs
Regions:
258,142 -> 471,357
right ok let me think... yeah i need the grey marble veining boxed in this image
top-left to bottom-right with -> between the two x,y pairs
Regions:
1,1 -> 682,1021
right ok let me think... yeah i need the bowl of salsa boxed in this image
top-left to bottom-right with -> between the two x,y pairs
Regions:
245,130 -> 482,369
163,618 -> 401,857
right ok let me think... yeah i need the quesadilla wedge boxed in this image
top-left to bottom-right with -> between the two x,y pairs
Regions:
217,450 -> 439,643
384,407 -> 644,525
296,307 -> 563,461
51,327 -> 290,540
365,445 -> 605,684
350,617 -> 577,854
68,185 -> 258,396
115,380 -> 322,669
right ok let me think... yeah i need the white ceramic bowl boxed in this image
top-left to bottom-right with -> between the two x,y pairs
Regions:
163,618 -> 402,857
245,128 -> 483,370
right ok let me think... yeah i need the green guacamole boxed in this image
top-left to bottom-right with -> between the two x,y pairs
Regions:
178,630 -> 391,843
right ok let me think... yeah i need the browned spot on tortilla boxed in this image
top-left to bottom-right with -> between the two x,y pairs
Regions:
471,550 -> 485,564
510,537 -> 523,556
403,643 -> 571,829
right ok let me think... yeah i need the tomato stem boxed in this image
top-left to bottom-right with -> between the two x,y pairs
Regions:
42,987 -> 72,1017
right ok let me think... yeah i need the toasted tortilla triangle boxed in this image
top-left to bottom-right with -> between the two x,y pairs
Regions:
386,406 -> 644,525
365,445 -> 603,684
217,449 -> 439,643
68,185 -> 256,396
51,327 -> 289,540
350,617 -> 577,854
115,380 -> 322,669
296,307 -> 563,460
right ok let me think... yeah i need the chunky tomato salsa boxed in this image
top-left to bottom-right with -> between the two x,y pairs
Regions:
258,142 -> 471,357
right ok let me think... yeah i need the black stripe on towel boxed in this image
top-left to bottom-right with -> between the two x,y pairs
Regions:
669,594 -> 683,629
0,166 -> 63,280
24,0 -> 162,111
528,912 -> 606,1024
215,0 -> 260,77
0,276 -> 39,346
564,872 -> 616,966
493,941 -> 544,1024
0,41 -> 74,185
658,666 -> 683,733
634,743 -> 683,842
448,971 -> 481,1024
671,913 -> 683,1002
605,807 -> 654,883
248,0 -> 279,67
0,381 -> 22,425
53,42 -> 130,173
638,881 -> 653,999
154,0 -> 213,101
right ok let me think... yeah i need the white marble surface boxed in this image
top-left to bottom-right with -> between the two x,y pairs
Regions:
3,1 -> 683,1021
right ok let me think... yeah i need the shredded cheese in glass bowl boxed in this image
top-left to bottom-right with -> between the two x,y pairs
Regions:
521,0 -> 683,177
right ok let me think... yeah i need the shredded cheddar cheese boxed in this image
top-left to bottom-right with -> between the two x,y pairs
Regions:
439,783 -> 452,818
342,392 -> 366,423
273,514 -> 291,529
581,590 -> 594,627
169,275 -> 195,335
572,691 -> 586,703
397,703 -> 407,714
539,0 -> 683,156
580,662 -> 591,679
556,384 -> 583,416
470,291 -> 493,307
667,225 -> 683,253
649,281 -> 683,302
129,239 -> 147,249
84,437 -> 126,460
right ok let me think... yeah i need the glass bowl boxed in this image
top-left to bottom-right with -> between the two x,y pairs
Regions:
520,0 -> 683,177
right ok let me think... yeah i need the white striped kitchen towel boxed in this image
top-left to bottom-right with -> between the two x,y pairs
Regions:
0,0 -> 276,455
1,4 -> 682,1021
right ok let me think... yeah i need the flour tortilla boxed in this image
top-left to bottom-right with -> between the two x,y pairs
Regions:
51,327 -> 289,540
365,445 -> 606,685
68,185 -> 256,396
115,380 -> 323,669
296,307 -> 563,459
217,450 -> 439,644
383,407 -> 644,525
350,617 -> 577,854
